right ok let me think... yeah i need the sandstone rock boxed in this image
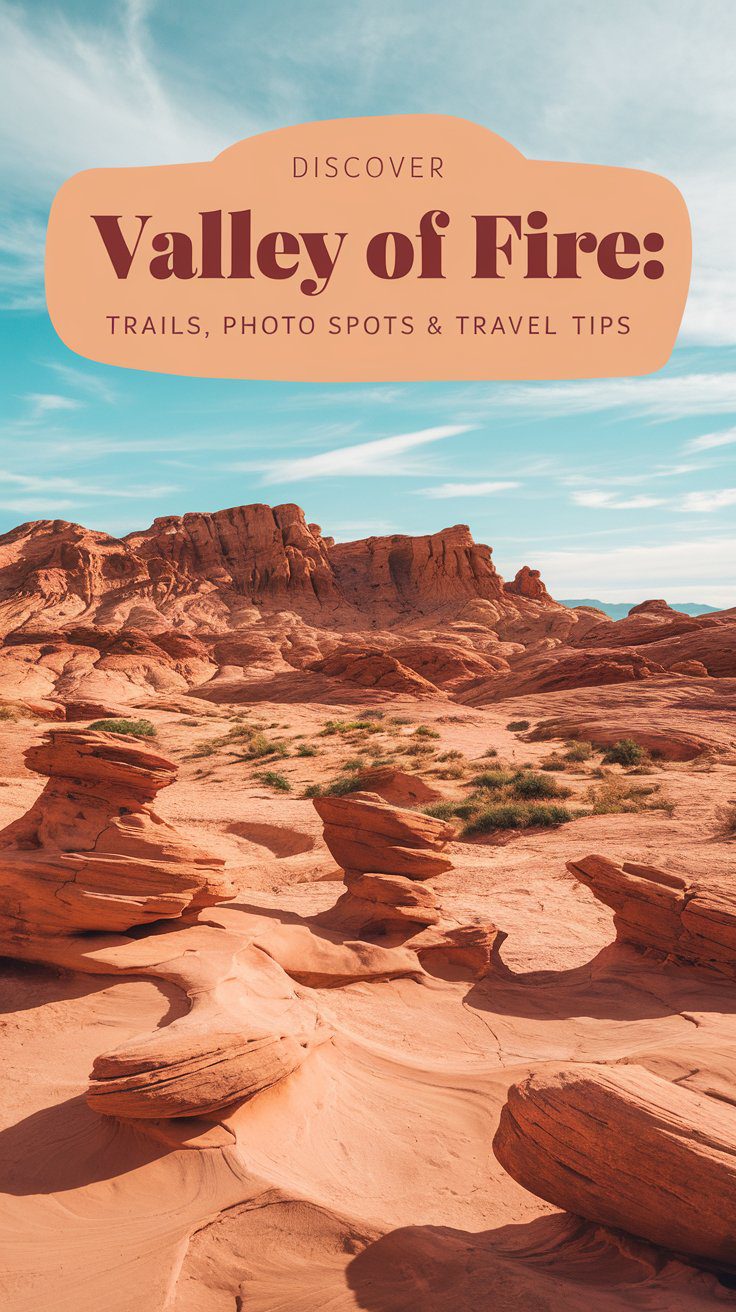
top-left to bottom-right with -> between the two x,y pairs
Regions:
0,728 -> 233,947
84,927 -> 326,1119
567,853 -> 736,974
493,1062 -> 736,1267
669,659 -> 709,676
307,647 -> 439,696
314,793 -> 455,880
349,766 -> 442,807
313,794 -> 502,977
504,565 -> 553,602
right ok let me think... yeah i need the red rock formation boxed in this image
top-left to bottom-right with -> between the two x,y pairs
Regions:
504,566 -> 552,602
0,728 -> 233,948
493,1062 -> 736,1268
528,715 -> 709,760
567,853 -> 736,974
328,523 -> 507,618
313,793 -> 503,976
307,647 -> 440,696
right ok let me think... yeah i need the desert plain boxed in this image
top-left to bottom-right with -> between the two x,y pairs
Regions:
0,501 -> 734,1311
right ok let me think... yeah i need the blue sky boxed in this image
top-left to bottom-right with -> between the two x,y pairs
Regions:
1,0 -> 735,605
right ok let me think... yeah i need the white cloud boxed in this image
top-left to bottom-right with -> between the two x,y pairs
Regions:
0,470 -> 177,499
419,480 -> 520,499
572,491 -> 666,510
530,536 -> 736,608
680,488 -> 736,513
23,393 -> 82,419
248,425 -> 473,484
469,374 -> 736,420
685,426 -> 736,454
43,362 -> 117,404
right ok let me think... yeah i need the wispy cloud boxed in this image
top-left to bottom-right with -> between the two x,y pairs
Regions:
572,491 -> 666,510
419,480 -> 520,499
0,470 -> 177,500
23,393 -> 82,420
463,374 -> 736,420
532,536 -> 736,607
243,425 -> 474,484
680,487 -> 736,513
43,362 -> 117,405
684,425 -> 736,454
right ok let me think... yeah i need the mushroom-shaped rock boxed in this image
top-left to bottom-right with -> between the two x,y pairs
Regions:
567,853 -> 736,975
0,728 -> 233,950
493,1062 -> 736,1269
314,792 -> 455,881
313,793 -> 504,977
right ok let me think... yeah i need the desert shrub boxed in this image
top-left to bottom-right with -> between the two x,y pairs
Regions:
584,774 -> 671,815
470,769 -> 516,790
389,716 -> 412,726
323,774 -> 364,796
423,801 -> 458,820
602,738 -> 647,767
369,756 -> 391,766
526,803 -> 575,827
362,709 -> 385,720
405,742 -> 435,756
0,704 -> 17,721
90,718 -> 156,738
511,771 -> 571,800
257,770 -> 291,792
296,744 -> 317,757
319,718 -> 377,736
540,754 -> 569,772
482,747 -> 498,758
715,802 -> 736,835
564,739 -> 594,762
463,801 -> 572,834
436,764 -> 465,779
437,749 -> 463,762
507,720 -> 530,732
343,758 -> 364,771
302,783 -> 323,799
414,725 -> 440,739
241,732 -> 289,759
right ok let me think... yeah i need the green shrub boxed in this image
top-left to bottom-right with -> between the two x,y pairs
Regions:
423,801 -> 457,820
463,801 -> 572,834
585,774 -> 670,815
512,771 -> 570,800
296,744 -> 317,757
507,720 -> 530,732
323,775 -> 364,796
303,783 -> 323,798
564,739 -> 594,762
602,738 -> 647,767
470,769 -> 516,790
414,725 -> 440,739
257,770 -> 291,792
90,718 -> 156,738
482,747 -> 498,758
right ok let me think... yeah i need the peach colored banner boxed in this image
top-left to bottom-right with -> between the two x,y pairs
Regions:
45,115 -> 691,381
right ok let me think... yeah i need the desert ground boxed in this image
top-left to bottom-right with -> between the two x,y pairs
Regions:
0,502 -> 734,1311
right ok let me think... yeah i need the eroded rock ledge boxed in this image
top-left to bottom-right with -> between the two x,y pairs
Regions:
567,853 -> 736,975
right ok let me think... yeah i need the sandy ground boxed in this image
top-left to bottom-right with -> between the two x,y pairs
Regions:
1,686 -> 735,1310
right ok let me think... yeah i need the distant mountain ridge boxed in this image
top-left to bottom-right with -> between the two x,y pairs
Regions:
561,599 -> 720,621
